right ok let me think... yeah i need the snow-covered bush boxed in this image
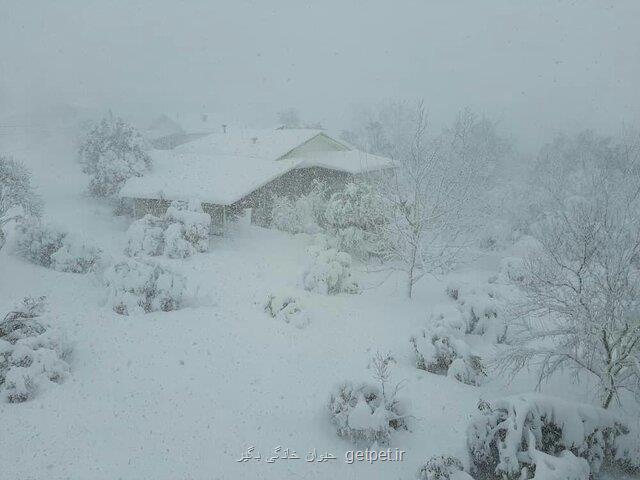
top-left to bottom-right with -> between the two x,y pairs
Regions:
614,427 -> 640,473
410,326 -> 486,386
0,155 -> 42,219
329,352 -> 409,446
103,260 -> 187,315
165,200 -> 210,254
525,450 -> 589,480
264,292 -> 310,328
411,328 -> 459,374
271,196 -> 300,233
15,219 -> 102,273
78,115 -> 151,198
271,183 -> 326,235
0,297 -> 71,403
163,222 -> 195,259
499,256 -> 527,284
329,382 -> 388,445
124,214 -> 165,256
448,284 -> 507,344
324,182 -> 385,259
124,201 -> 210,258
447,357 -> 486,387
417,455 -> 472,480
328,381 -> 408,446
445,283 -> 460,301
467,394 -> 628,479
302,240 -> 359,295
476,221 -> 517,252
50,233 -> 103,273
14,218 -> 66,268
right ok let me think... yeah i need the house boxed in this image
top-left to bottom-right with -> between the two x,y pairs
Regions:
145,113 -> 227,150
119,128 -> 394,230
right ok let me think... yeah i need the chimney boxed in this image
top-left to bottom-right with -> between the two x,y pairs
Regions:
251,136 -> 258,144
222,124 -> 227,134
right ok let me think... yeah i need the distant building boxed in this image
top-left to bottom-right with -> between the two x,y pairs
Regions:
120,128 -> 394,231
145,113 -> 220,150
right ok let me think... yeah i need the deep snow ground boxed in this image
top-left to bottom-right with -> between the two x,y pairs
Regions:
1,136 -> 638,479
0,225 -> 484,479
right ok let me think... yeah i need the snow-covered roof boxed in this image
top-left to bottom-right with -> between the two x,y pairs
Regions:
120,129 -> 394,205
146,114 -> 185,140
298,150 -> 394,174
121,151 -> 300,205
174,128 -> 326,159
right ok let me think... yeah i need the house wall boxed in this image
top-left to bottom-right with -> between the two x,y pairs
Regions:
133,198 -> 172,218
239,166 -> 354,226
132,198 -> 242,235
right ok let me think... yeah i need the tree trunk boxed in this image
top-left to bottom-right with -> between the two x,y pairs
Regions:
406,242 -> 417,299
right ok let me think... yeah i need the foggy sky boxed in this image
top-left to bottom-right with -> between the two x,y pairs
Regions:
1,0 -> 639,150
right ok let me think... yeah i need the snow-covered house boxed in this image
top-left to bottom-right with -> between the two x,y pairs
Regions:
120,128 -> 394,229
145,113 -> 227,150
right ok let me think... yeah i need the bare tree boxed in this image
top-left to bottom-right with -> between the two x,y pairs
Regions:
501,138 -> 640,408
375,104 -> 501,297
341,99 -> 416,159
276,108 -> 301,129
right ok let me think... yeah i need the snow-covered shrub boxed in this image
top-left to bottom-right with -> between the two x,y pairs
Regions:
417,455 -> 472,480
467,394 -> 628,479
15,219 -> 102,273
271,184 -> 326,235
329,352 -> 409,446
0,155 -> 42,219
271,196 -> 300,233
447,357 -> 486,387
78,115 -> 151,198
445,283 -> 460,301
165,200 -> 210,254
103,260 -> 187,315
50,233 -> 103,273
476,221 -> 517,252
324,182 -> 386,259
302,240 -> 359,295
449,285 -> 507,344
14,218 -> 66,268
163,222 -> 195,259
614,427 -> 640,473
124,201 -> 210,258
0,297 -> 71,403
328,381 -> 408,446
523,447 -> 590,480
411,328 -> 459,374
410,326 -> 486,386
264,292 -> 310,328
125,214 -> 165,256
499,256 -> 527,284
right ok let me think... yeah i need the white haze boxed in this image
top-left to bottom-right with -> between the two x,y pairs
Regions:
1,0 -> 639,152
